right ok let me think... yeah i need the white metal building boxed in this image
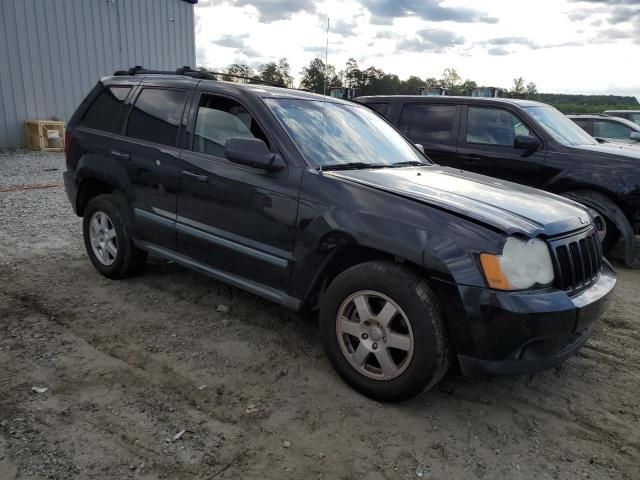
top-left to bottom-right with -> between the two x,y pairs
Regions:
0,0 -> 197,148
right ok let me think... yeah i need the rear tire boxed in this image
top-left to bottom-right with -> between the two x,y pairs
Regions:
319,261 -> 450,402
83,194 -> 147,279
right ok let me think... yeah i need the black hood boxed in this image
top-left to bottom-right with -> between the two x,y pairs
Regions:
328,166 -> 591,237
568,143 -> 640,162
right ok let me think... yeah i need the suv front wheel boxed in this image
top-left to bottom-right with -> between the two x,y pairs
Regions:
319,261 -> 450,402
82,194 -> 147,278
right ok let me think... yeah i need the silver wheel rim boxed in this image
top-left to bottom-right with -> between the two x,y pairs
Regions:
336,290 -> 414,381
89,211 -> 118,266
589,207 -> 607,243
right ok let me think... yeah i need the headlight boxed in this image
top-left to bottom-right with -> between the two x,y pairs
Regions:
480,237 -> 554,290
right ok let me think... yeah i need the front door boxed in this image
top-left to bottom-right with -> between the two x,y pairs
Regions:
177,92 -> 300,292
456,105 -> 548,188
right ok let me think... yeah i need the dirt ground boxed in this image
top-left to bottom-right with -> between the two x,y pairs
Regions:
1,153 -> 639,479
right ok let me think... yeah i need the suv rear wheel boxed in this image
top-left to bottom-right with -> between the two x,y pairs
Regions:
83,194 -> 147,278
319,261 -> 450,402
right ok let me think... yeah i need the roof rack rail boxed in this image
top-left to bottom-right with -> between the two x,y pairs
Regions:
113,65 -> 218,80
113,65 -> 287,88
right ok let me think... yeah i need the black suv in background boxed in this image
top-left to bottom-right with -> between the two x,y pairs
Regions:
64,68 -> 616,401
356,96 -> 640,266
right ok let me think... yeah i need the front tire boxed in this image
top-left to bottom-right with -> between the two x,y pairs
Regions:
83,194 -> 147,279
319,261 -> 450,402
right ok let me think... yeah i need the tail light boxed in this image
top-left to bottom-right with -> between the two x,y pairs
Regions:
64,131 -> 72,164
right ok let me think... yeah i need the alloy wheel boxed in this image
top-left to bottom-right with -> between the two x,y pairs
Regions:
89,211 -> 118,266
336,290 -> 414,381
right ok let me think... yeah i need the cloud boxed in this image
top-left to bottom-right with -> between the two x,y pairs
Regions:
567,0 -> 640,27
485,36 -> 537,48
360,0 -> 498,24
210,33 -> 262,58
375,30 -> 397,39
303,45 -> 344,55
211,33 -> 249,48
487,47 -> 510,56
596,28 -> 634,39
396,28 -> 465,53
479,36 -> 585,55
220,0 -> 317,23
331,19 -> 358,37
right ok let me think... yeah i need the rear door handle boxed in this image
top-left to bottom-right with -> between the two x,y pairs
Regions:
111,150 -> 130,161
460,155 -> 482,162
182,170 -> 208,183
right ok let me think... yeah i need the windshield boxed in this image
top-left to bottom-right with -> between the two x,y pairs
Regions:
525,106 -> 598,146
264,98 -> 428,168
629,113 -> 640,126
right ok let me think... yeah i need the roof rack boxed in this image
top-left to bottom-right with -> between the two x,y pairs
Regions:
113,66 -> 287,88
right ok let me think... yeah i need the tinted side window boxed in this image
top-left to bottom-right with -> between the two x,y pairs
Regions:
367,103 -> 390,118
192,94 -> 269,158
80,87 -> 130,132
593,120 -> 632,139
126,89 -> 188,147
466,107 -> 531,146
399,104 -> 457,144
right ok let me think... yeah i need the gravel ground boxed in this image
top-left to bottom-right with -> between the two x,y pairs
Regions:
1,151 -> 639,480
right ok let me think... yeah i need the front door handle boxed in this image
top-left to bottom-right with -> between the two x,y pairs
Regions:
460,155 -> 482,163
111,150 -> 131,161
182,170 -> 208,183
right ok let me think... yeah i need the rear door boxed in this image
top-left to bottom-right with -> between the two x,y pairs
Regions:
113,85 -> 191,250
176,90 -> 300,292
71,84 -> 134,168
456,105 -> 548,187
397,103 -> 460,166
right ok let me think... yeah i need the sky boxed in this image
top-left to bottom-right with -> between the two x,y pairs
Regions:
195,0 -> 640,99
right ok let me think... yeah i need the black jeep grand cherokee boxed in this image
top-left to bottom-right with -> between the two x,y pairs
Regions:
64,68 -> 616,401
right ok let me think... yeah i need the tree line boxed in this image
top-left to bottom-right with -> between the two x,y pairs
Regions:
205,57 -> 639,114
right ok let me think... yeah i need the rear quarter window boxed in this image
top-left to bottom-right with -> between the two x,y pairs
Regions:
125,88 -> 188,147
80,87 -> 131,132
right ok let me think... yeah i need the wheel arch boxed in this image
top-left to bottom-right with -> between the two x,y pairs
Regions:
560,188 -> 635,266
300,239 -> 447,311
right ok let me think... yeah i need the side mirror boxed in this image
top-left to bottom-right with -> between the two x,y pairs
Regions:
415,143 -> 425,154
225,137 -> 285,171
514,135 -> 540,151
630,132 -> 640,142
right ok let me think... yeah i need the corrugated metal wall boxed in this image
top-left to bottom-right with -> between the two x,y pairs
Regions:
0,0 -> 196,148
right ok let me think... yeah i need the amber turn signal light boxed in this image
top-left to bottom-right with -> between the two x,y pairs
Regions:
480,253 -> 512,290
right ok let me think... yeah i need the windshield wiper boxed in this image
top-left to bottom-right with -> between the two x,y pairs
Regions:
321,162 -> 390,171
388,161 -> 427,167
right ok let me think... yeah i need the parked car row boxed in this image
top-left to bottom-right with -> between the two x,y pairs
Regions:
356,95 -> 640,266
64,68 -> 620,401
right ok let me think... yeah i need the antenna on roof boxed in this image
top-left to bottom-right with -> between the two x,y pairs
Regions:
318,17 -> 330,174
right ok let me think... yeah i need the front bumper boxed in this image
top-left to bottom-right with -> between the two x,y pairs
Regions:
436,261 -> 616,377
